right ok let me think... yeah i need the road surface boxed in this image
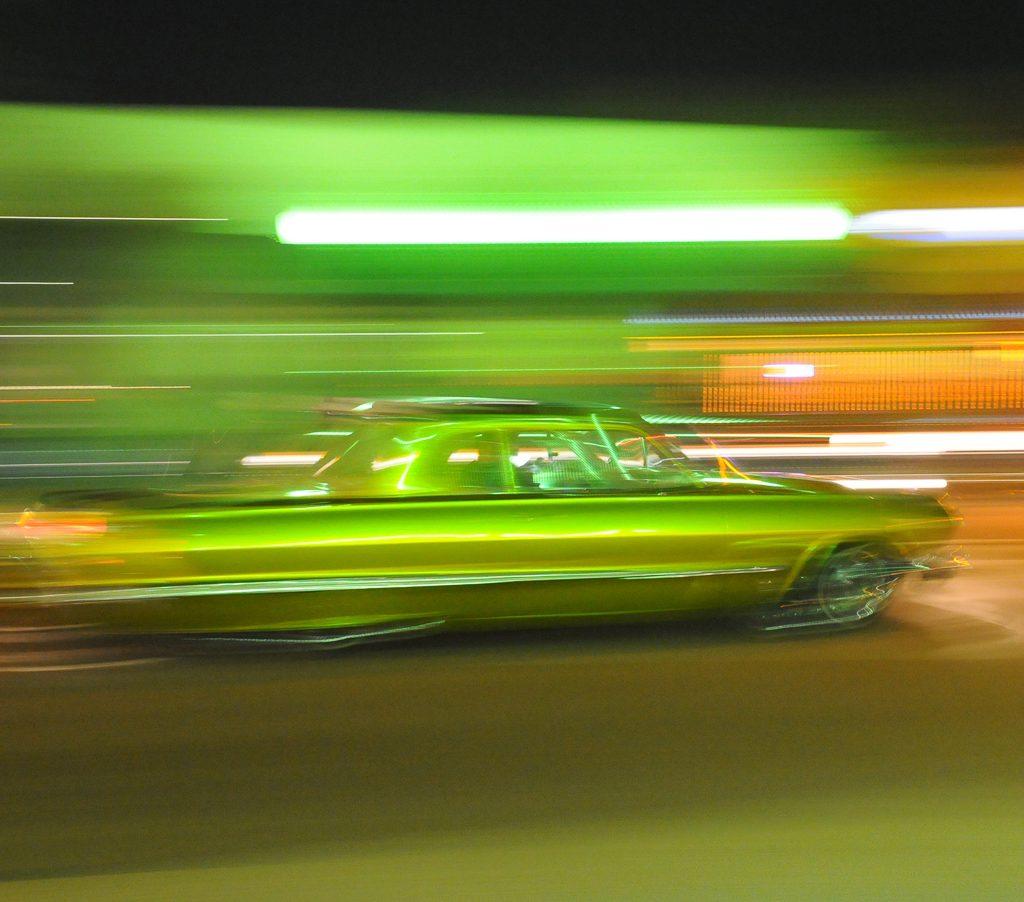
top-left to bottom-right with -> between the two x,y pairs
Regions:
2,493 -> 1023,899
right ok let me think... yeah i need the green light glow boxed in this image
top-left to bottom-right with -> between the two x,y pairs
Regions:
0,104 -> 878,294
276,206 -> 851,246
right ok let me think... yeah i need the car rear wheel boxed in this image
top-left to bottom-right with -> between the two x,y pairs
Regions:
747,543 -> 905,633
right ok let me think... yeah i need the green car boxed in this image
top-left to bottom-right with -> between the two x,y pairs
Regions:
3,398 -> 961,643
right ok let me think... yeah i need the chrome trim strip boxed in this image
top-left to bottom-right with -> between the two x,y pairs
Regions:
3,565 -> 784,606
179,619 -> 446,644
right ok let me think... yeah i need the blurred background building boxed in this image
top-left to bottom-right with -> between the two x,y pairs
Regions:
3,104 -> 1024,471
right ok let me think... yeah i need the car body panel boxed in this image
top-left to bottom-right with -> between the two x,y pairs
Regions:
1,401 -> 959,636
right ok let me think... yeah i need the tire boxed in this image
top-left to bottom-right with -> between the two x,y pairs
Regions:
746,543 -> 905,633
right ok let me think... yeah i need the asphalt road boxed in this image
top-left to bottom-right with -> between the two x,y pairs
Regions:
2,494 -> 1024,899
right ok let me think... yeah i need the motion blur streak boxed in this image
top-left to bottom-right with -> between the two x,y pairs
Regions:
628,311 -> 1024,324
762,363 -> 815,378
276,206 -> 853,244
241,453 -> 325,467
683,445 -> 946,458
0,398 -> 95,404
853,207 -> 1024,241
0,215 -> 228,221
0,331 -> 483,339
830,432 -> 1024,453
834,478 -> 948,490
0,385 -> 190,391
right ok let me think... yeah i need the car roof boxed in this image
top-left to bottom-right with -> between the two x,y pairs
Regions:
313,397 -> 702,444
317,396 -> 636,420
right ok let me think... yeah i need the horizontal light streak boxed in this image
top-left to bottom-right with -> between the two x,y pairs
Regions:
0,460 -> 188,468
288,364 -> 759,375
276,206 -> 852,245
763,363 -> 814,379
0,473 -> 182,480
835,478 -> 948,491
0,384 -> 189,391
0,398 -> 94,404
683,430 -> 1024,460
627,311 -> 1024,325
852,207 -> 1024,242
683,445 -> 942,459
0,447 -> 190,456
830,431 -> 1024,453
0,281 -> 74,286
631,328 -> 1024,344
0,331 -> 481,340
0,215 -> 227,222
642,415 -> 768,425
688,432 -> 833,439
241,453 -> 325,467
0,659 -> 165,674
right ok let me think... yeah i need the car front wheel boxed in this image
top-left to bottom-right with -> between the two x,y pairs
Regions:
747,543 -> 905,633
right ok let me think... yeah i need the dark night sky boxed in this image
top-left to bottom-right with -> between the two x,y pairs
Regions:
1,2 -> 1023,129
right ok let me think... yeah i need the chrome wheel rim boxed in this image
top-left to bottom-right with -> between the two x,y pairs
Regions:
818,547 -> 900,624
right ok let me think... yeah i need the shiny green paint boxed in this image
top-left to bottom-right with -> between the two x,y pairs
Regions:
6,412 -> 958,635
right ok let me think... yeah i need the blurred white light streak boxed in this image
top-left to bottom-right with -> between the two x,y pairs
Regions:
853,207 -> 1024,242
692,433 -> 832,439
835,478 -> 948,491
685,430 -> 1024,460
762,363 -> 815,379
241,453 -> 325,467
683,445 -> 942,459
830,431 -> 1024,453
0,281 -> 74,286
277,206 -> 852,245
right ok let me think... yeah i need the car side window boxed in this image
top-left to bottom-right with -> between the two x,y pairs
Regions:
507,425 -> 697,493
413,431 -> 510,495
508,430 -> 626,492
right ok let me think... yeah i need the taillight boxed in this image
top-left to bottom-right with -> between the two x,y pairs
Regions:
17,510 -> 108,539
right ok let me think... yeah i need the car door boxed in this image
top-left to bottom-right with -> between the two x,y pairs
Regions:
172,427 -> 545,630
476,423 -> 747,621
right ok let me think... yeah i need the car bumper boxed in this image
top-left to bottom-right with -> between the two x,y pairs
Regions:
915,546 -> 970,579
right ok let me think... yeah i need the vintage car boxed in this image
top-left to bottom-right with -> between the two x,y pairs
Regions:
1,398 -> 961,644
